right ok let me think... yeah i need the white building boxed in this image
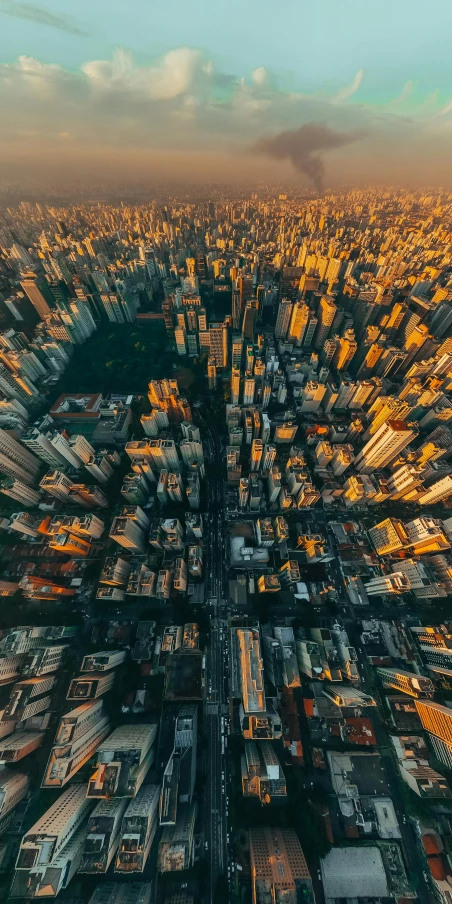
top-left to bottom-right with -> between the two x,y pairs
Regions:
42,700 -> 111,788
11,784 -> 93,898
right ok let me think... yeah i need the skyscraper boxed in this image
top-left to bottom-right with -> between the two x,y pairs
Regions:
314,295 -> 337,349
415,700 -> 452,769
249,827 -> 313,904
353,420 -> 418,473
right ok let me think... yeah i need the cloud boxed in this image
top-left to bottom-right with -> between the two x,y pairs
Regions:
391,80 -> 415,106
252,66 -> 269,87
82,47 -> 205,100
0,1 -> 87,36
0,47 -> 452,188
438,98 -> 452,117
250,123 -> 366,193
333,69 -> 364,104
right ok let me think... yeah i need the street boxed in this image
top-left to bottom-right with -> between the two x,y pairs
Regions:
196,409 -> 230,902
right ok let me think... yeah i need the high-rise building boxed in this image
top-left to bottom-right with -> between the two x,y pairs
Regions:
354,420 -> 418,473
365,573 -> 410,595
411,625 -> 452,677
249,827 -> 313,904
43,699 -> 111,787
87,724 -> 157,799
287,302 -> 309,346
0,477 -> 41,506
230,628 -> 282,740
209,322 -> 228,368
158,802 -> 197,872
418,475 -> 452,506
275,298 -> 293,339
109,517 -> 147,553
242,299 -> 258,341
376,667 -> 434,698
369,518 -> 409,555
0,427 -> 41,486
314,295 -> 337,349
11,784 -> 93,898
333,329 -> 358,370
241,741 -> 287,803
115,785 -> 160,873
415,700 -> 452,769
20,275 -> 55,318
79,799 -> 129,874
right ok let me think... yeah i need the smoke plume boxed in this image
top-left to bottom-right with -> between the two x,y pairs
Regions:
251,122 -> 365,193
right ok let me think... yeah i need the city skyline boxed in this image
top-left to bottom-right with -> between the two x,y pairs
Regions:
2,0 -> 452,188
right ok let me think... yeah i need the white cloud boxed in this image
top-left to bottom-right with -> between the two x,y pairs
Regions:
391,80 -> 415,106
0,47 -> 452,188
252,66 -> 268,87
82,47 -> 206,100
333,69 -> 364,104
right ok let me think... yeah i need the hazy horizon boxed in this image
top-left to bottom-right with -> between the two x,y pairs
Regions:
1,0 -> 452,191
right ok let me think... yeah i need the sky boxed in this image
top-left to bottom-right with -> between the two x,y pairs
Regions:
1,0 -> 452,189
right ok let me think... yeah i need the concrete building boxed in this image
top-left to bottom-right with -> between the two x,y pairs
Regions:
261,626 -> 300,689
43,700 -> 111,787
230,628 -> 282,740
115,784 -> 160,873
79,799 -> 128,874
249,827 -> 313,904
0,770 -> 29,821
3,675 -> 54,721
390,734 -> 451,799
323,685 -> 376,707
241,742 -> 287,803
110,517 -> 147,553
354,420 -> 418,473
87,724 -> 157,799
415,700 -> 452,770
376,667 -> 434,698
81,651 -> 126,673
11,784 -> 93,898
22,645 -> 68,676
411,625 -> 452,676
158,802 -> 196,872
0,731 -> 44,763
67,671 -> 116,700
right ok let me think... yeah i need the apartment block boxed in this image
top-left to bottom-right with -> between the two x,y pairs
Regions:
11,784 -> 93,898
249,827 -> 313,904
79,798 -> 128,874
43,703 -> 110,788
67,671 -> 116,700
241,741 -> 287,803
158,802 -> 197,872
0,731 -> 44,763
87,724 -> 158,798
115,784 -> 160,873
376,667 -> 434,698
4,675 -> 54,721
81,651 -> 127,673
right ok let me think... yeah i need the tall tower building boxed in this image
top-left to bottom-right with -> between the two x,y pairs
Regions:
249,828 -> 313,904
314,295 -> 337,349
20,275 -> 54,319
287,302 -> 309,346
333,329 -> 358,371
415,700 -> 452,769
354,420 -> 418,474
0,427 -> 41,486
275,298 -> 293,340
209,322 -> 228,368
242,299 -> 258,341
231,368 -> 241,406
